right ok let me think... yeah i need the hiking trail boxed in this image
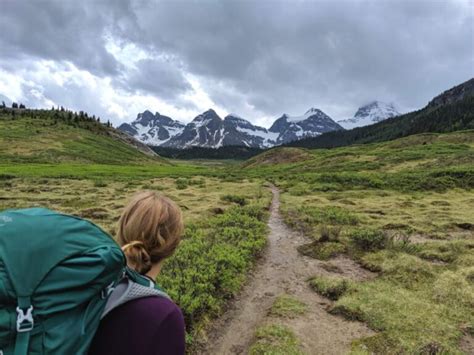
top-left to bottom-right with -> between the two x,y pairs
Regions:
200,185 -> 374,355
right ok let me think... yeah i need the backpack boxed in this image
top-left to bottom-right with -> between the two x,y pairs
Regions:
0,208 -> 168,355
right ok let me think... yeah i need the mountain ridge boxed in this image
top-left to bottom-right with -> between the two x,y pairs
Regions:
119,107 -> 343,149
286,78 -> 474,149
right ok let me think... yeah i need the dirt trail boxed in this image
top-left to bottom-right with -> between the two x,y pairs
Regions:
201,185 -> 374,355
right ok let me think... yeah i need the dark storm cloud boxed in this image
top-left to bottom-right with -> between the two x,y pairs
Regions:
0,0 -> 130,76
0,0 -> 472,123
131,0 -> 473,118
121,58 -> 192,100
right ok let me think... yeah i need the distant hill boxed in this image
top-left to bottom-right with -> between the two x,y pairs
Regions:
242,147 -> 312,169
242,130 -> 474,191
151,145 -> 264,160
0,107 -> 166,164
286,78 -> 474,149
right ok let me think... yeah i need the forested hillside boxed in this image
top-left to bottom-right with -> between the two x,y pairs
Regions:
288,80 -> 474,149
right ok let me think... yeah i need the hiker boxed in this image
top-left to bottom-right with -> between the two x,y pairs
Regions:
89,191 -> 186,355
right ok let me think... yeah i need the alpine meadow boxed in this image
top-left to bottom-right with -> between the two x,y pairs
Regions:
0,1 -> 473,355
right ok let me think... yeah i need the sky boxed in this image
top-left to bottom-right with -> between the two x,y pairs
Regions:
0,0 -> 472,128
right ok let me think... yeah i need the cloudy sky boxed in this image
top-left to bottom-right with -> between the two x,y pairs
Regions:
0,0 -> 472,127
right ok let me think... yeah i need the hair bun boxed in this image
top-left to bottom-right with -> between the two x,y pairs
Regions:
122,241 -> 152,274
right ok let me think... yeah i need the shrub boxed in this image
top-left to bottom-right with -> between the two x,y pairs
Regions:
297,241 -> 346,260
93,180 -> 107,187
351,228 -> 387,251
221,194 -> 247,206
309,275 -> 351,300
0,174 -> 16,180
158,203 -> 268,332
175,178 -> 188,190
318,225 -> 342,242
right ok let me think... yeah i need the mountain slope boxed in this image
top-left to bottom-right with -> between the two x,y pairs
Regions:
119,107 -> 343,149
338,101 -> 400,129
222,114 -> 278,148
118,110 -> 185,146
287,78 -> 474,149
269,108 -> 343,145
0,108 -> 166,164
164,109 -> 226,148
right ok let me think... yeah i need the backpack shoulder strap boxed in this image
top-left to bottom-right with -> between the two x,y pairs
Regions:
101,269 -> 169,319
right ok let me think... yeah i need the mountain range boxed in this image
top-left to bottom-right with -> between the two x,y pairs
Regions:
119,102 -> 398,149
287,78 -> 474,149
119,107 -> 346,149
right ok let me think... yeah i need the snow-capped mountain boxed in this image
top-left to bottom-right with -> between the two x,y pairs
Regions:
118,107 -> 343,149
163,110 -> 278,149
269,108 -> 343,145
118,110 -> 185,146
222,114 -> 278,148
164,109 -> 225,148
337,101 -> 400,129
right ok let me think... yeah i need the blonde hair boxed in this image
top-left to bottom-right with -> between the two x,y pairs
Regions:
118,191 -> 184,274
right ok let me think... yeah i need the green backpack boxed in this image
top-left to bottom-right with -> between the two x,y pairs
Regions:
0,208 -> 168,355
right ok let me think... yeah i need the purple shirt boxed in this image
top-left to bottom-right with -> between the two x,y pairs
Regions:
89,296 -> 185,355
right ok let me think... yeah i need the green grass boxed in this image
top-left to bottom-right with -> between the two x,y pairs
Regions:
242,130 -> 474,354
269,295 -> 307,318
0,110 -> 164,164
309,275 -> 351,301
3,110 -> 474,353
0,173 -> 273,347
297,241 -> 346,260
249,324 -> 304,355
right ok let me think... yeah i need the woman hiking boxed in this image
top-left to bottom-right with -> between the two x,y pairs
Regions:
89,191 -> 186,355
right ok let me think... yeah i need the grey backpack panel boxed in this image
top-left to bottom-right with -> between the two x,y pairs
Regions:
101,278 -> 169,319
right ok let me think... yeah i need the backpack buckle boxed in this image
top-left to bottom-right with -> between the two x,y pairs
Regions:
16,306 -> 34,332
101,281 -> 115,299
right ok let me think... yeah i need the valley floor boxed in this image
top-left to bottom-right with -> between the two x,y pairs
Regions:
201,186 -> 374,355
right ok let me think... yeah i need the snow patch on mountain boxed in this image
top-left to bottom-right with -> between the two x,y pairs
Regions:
269,108 -> 343,145
119,107 -> 343,149
118,110 -> 185,146
338,101 -> 400,129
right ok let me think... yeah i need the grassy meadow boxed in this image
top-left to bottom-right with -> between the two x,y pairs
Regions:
0,109 -> 274,346
0,172 -> 272,345
1,109 -> 473,353
242,131 -> 474,354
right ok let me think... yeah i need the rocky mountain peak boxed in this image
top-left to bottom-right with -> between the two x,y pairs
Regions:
428,78 -> 474,108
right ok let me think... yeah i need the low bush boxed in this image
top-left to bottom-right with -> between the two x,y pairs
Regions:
175,178 -> 188,190
318,225 -> 342,242
285,206 -> 359,234
351,228 -> 386,251
93,179 -> 107,187
158,203 -> 268,332
309,275 -> 351,300
220,194 -> 247,206
417,240 -> 472,263
297,241 -> 346,260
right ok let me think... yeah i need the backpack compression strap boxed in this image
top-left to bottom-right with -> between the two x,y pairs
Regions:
14,296 -> 33,355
